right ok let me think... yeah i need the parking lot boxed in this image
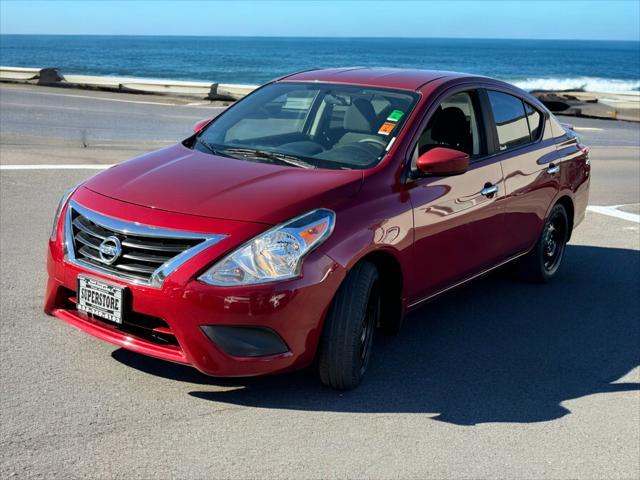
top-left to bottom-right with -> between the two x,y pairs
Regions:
1,84 -> 638,478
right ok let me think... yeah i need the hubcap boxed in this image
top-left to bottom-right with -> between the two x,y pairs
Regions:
544,224 -> 557,258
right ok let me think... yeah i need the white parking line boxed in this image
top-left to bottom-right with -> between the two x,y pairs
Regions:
587,205 -> 640,223
0,164 -> 113,170
574,127 -> 604,132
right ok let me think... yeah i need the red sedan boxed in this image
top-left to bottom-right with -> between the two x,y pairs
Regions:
45,68 -> 590,389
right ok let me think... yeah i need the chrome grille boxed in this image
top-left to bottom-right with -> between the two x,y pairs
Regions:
65,200 -> 226,287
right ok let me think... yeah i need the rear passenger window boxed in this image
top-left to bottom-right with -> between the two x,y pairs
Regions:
524,102 -> 543,140
487,91 -> 531,151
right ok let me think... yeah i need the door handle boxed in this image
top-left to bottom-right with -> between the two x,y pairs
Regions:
547,164 -> 560,175
480,184 -> 499,197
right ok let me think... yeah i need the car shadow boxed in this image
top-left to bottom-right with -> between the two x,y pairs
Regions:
111,245 -> 640,425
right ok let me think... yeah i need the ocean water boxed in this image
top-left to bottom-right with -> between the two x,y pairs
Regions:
1,35 -> 639,92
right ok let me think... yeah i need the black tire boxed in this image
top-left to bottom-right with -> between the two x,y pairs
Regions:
518,203 -> 569,283
318,261 -> 380,390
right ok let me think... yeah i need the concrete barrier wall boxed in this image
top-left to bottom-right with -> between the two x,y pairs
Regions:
0,66 -> 257,100
0,66 -> 41,81
2,66 -> 637,120
217,83 -> 259,100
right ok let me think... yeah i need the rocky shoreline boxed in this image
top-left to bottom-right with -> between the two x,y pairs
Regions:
532,90 -> 639,122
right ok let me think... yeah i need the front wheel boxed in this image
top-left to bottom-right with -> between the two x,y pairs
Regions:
318,261 -> 380,390
518,203 -> 569,283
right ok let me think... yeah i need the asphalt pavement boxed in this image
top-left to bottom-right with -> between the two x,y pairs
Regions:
1,84 -> 638,479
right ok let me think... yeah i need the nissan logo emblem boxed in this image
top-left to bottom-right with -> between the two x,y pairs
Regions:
98,236 -> 122,265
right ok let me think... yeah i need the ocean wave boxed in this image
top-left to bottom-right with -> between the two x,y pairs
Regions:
510,77 -> 640,93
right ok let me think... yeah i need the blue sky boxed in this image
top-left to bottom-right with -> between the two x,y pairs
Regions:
1,1 -> 639,41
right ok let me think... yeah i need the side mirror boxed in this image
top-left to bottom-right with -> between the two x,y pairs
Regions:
192,118 -> 212,133
416,147 -> 469,176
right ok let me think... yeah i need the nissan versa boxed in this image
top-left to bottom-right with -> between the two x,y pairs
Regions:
45,68 -> 590,389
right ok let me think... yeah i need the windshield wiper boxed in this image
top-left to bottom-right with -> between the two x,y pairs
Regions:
195,142 -> 316,169
196,137 -> 219,156
220,147 -> 316,169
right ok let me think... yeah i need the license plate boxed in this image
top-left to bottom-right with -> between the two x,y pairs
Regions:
77,275 -> 125,324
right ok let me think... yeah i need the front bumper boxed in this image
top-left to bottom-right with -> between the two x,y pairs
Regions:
44,188 -> 345,377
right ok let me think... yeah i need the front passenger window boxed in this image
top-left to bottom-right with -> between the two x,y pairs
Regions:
416,91 -> 482,159
224,89 -> 316,142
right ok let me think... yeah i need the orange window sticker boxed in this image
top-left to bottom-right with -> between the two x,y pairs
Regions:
378,121 -> 396,136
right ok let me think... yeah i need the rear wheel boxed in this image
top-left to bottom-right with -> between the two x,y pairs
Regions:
318,261 -> 380,390
518,203 -> 569,283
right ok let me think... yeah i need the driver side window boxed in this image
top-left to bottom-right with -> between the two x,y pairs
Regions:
412,91 -> 483,167
224,89 -> 316,143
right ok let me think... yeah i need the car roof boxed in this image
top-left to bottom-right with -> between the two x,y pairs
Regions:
278,67 -> 471,91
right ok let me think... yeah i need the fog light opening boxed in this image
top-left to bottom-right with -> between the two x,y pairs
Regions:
201,325 -> 289,358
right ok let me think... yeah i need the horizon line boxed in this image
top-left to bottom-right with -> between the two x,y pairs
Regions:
1,33 -> 638,42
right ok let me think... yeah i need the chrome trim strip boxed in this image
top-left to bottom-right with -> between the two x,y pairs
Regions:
64,200 -> 227,288
114,263 -> 156,274
74,232 -> 101,250
121,251 -> 167,263
73,217 -> 107,240
77,246 -> 103,264
407,251 -> 528,310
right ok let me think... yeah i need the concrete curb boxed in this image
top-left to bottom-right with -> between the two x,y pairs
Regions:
0,66 -> 257,100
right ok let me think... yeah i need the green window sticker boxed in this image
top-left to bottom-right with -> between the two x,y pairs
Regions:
387,109 -> 404,122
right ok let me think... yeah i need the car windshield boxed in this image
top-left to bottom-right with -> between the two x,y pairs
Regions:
193,82 -> 419,170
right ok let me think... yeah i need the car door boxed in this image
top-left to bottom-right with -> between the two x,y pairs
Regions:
407,89 -> 507,303
483,89 -> 561,256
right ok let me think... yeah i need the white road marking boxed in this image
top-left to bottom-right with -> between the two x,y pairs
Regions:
1,102 -> 215,120
1,86 -> 222,108
574,127 -> 604,131
0,164 -> 113,170
587,205 -> 640,223
1,88 -> 179,106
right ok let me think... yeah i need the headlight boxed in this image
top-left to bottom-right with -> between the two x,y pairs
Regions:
50,186 -> 77,241
199,209 -> 335,286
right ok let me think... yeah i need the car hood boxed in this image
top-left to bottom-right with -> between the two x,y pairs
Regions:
83,144 -> 364,225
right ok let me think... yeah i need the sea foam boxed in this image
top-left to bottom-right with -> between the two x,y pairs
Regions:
512,77 -> 640,93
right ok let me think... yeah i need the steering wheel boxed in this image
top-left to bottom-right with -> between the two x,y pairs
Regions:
357,137 -> 387,148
